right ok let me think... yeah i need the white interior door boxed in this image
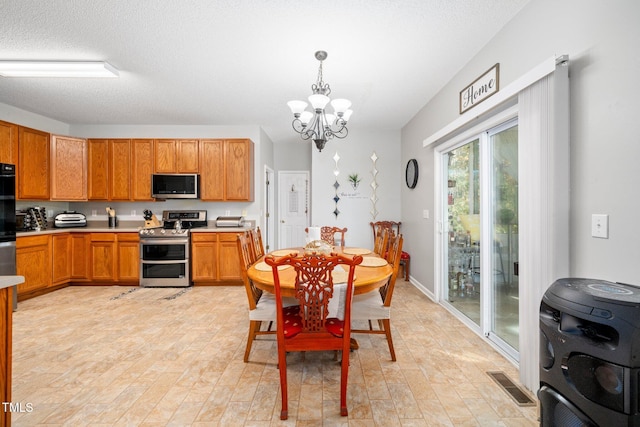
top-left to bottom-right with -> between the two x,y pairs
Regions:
264,166 -> 275,252
278,171 -> 309,249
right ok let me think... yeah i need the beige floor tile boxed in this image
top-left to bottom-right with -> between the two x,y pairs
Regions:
10,285 -> 539,426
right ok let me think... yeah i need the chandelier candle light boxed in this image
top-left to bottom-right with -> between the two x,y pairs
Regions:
287,51 -> 352,152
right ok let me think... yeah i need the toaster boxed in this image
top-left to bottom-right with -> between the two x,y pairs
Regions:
54,211 -> 87,228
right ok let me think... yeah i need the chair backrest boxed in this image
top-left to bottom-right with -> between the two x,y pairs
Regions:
370,221 -> 401,240
237,232 -> 262,310
380,233 -> 404,307
265,252 -> 362,336
250,227 -> 265,259
372,227 -> 390,256
320,226 -> 347,247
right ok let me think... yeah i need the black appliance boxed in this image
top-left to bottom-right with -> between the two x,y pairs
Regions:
0,163 -> 17,310
539,278 -> 640,426
151,174 -> 199,199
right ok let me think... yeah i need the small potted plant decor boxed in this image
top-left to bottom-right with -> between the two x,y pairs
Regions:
348,173 -> 361,190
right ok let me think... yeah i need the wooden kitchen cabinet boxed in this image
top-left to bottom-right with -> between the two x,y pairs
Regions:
51,135 -> 87,201
154,139 -> 199,173
90,233 -> 116,282
18,126 -> 50,200
198,139 -> 224,200
88,139 -> 132,201
225,139 -> 253,201
116,233 -> 139,282
109,139 -> 132,200
70,233 -> 91,281
52,233 -> 72,286
191,232 -> 241,284
131,139 -> 154,201
90,233 -> 139,283
87,139 -> 109,200
0,120 -> 18,165
217,233 -> 242,281
16,235 -> 52,296
199,139 -> 253,201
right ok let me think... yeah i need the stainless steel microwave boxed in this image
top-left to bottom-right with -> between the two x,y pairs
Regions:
152,174 -> 200,199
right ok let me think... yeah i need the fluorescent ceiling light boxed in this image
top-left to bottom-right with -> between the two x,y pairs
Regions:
0,61 -> 119,78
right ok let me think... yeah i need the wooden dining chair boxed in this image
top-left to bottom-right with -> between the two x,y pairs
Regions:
351,233 -> 404,361
321,226 -> 347,247
372,226 -> 390,256
370,221 -> 410,280
264,251 -> 363,419
236,232 -> 297,362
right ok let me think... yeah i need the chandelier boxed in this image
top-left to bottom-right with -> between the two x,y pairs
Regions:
287,51 -> 352,152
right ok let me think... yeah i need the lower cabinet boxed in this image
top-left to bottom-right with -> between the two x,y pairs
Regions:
52,234 -> 72,286
16,235 -> 52,296
191,232 -> 242,284
90,233 -> 139,284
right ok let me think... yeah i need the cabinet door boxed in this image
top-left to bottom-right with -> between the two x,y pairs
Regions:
18,126 -> 50,200
51,135 -> 87,200
218,233 -> 242,281
71,233 -> 91,281
131,139 -> 154,201
177,139 -> 199,173
52,233 -> 71,285
116,233 -> 139,282
226,139 -> 254,201
199,139 -> 225,201
16,235 -> 51,295
90,234 -> 116,282
154,139 -> 176,173
88,139 -> 109,200
109,140 -> 131,200
191,234 -> 218,282
0,120 -> 18,165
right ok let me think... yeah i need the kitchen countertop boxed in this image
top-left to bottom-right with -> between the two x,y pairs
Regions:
16,220 -> 255,237
0,275 -> 25,290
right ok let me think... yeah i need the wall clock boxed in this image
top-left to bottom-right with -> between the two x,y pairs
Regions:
405,159 -> 418,189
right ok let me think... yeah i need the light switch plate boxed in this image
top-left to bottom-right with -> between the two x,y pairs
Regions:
591,214 -> 609,239
423,209 -> 430,219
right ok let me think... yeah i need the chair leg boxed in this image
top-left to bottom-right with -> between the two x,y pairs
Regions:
244,320 -> 261,363
340,340 -> 350,416
404,258 -> 410,281
381,318 -> 396,361
278,348 -> 289,420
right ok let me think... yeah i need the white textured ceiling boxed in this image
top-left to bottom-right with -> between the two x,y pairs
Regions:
0,0 -> 529,143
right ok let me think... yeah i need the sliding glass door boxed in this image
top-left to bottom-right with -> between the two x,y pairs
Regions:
442,118 -> 519,357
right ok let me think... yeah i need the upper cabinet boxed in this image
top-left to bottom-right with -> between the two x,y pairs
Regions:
131,139 -> 155,201
87,139 -> 132,201
51,135 -> 87,201
154,139 -> 199,173
18,126 -> 50,200
199,139 -> 254,201
0,120 -> 19,165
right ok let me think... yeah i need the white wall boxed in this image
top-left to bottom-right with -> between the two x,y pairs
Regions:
401,0 -> 640,293
311,129 -> 402,248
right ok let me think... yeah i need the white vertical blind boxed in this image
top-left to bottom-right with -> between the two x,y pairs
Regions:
517,60 -> 570,392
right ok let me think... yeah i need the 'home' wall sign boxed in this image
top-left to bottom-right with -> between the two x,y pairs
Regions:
459,63 -> 499,114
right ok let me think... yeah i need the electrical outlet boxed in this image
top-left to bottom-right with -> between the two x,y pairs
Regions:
131,210 -> 136,217
91,210 -> 97,217
591,214 -> 608,239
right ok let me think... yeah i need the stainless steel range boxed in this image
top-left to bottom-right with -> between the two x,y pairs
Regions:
139,210 -> 207,287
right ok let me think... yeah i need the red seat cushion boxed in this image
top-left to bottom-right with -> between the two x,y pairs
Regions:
400,251 -> 410,259
325,318 -> 345,337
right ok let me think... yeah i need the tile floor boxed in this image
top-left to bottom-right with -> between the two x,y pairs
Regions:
10,283 -> 539,426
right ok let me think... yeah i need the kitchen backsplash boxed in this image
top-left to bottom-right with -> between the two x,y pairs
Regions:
17,200 -> 256,224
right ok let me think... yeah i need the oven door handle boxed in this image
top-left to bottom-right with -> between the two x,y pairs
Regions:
140,239 -> 190,245
141,259 -> 188,265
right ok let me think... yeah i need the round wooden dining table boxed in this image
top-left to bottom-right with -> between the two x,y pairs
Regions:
247,247 -> 392,297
